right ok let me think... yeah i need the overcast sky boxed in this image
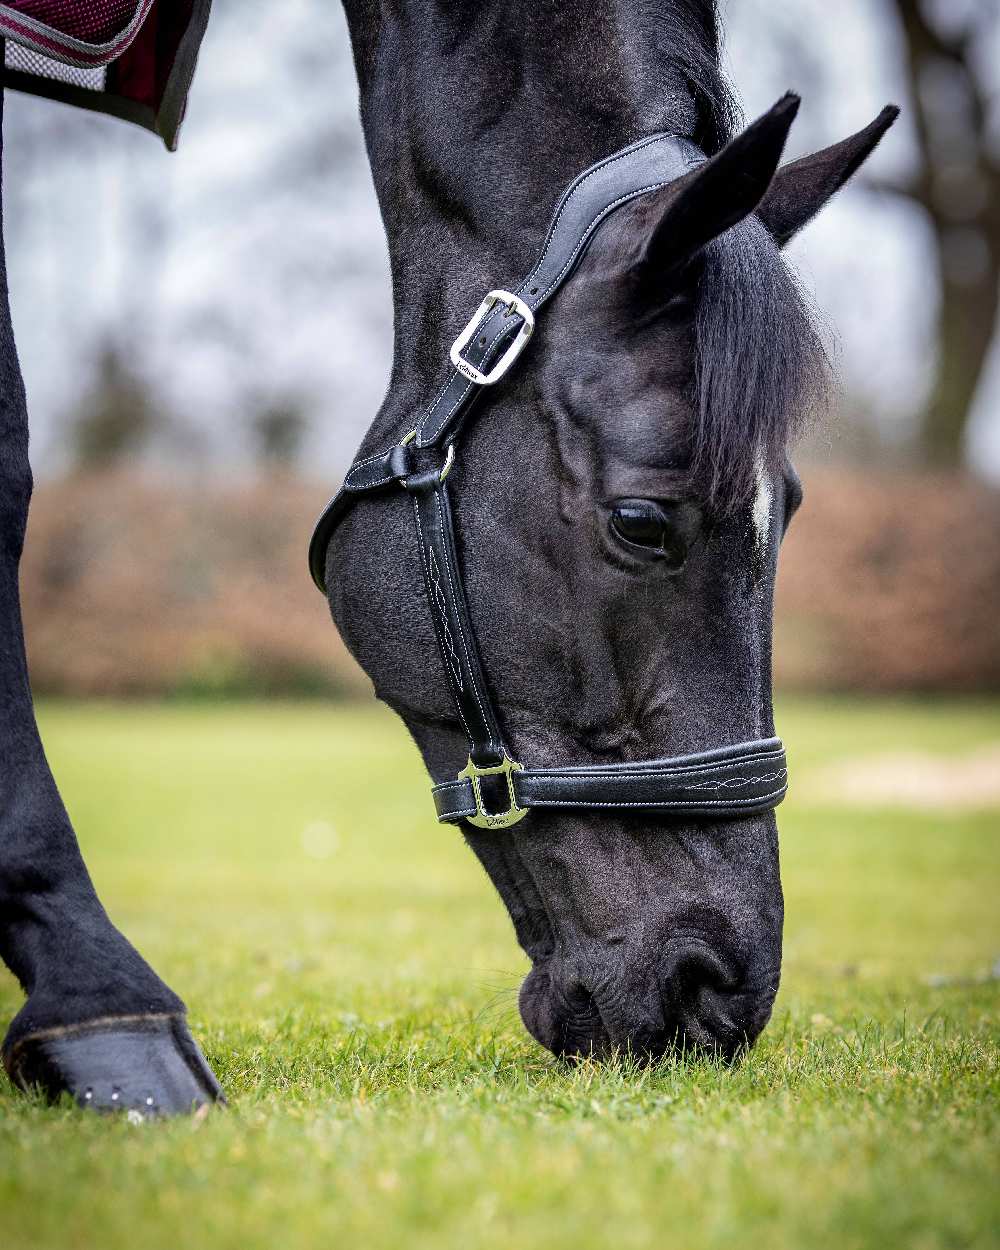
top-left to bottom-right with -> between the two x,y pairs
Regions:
5,0 -> 998,482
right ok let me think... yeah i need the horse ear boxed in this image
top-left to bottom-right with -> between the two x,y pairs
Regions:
756,106 -> 900,247
638,93 -> 800,276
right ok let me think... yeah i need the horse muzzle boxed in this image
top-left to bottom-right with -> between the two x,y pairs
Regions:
518,933 -> 780,1063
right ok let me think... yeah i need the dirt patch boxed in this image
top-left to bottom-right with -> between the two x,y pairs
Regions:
806,744 -> 1000,809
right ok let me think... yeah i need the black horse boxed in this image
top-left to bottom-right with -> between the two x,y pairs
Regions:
0,0 -> 896,1114
319,1 -> 896,1062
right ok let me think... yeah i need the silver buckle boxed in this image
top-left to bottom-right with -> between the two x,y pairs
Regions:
449,290 -> 535,386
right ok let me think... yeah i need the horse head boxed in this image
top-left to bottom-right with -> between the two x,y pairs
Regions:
323,95 -> 897,1061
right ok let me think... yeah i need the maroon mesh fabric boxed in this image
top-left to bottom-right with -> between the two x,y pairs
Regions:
0,0 -> 208,149
5,0 -> 138,43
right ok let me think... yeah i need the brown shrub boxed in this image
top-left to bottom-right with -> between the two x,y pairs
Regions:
21,471 -> 368,697
19,467 -> 1000,696
774,468 -> 1000,692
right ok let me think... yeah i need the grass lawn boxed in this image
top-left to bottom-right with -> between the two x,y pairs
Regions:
1,697 -> 997,1250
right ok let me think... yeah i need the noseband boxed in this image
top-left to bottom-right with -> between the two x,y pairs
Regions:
309,134 -> 788,830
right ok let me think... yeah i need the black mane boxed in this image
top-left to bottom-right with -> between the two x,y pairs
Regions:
652,0 -> 741,153
646,2 -> 828,509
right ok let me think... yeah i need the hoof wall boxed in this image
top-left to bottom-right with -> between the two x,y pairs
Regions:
3,1014 -> 224,1117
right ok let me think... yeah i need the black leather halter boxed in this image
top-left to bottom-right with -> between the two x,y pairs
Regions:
309,133 -> 788,830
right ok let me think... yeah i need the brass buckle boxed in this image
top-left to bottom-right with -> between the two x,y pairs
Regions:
457,753 -> 528,830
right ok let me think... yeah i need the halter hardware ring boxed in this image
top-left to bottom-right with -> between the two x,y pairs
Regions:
399,429 -> 455,484
457,753 -> 527,830
450,290 -> 535,386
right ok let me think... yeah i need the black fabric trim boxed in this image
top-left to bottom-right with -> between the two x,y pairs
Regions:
156,0 -> 212,151
4,66 -> 156,136
2,0 -> 213,151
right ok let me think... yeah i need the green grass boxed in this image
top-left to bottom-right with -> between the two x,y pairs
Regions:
1,697 -> 998,1250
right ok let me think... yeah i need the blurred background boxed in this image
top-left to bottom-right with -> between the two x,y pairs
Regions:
6,0 -> 999,698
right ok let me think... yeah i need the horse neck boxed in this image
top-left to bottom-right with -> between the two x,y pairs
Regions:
341,0 -> 708,415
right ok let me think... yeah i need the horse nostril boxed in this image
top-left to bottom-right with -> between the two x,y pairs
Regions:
661,942 -> 748,1056
664,942 -> 740,998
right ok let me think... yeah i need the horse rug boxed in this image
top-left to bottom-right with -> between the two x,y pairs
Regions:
0,0 -> 211,148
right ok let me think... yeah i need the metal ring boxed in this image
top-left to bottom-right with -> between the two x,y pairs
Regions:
399,429 -> 417,447
439,444 -> 456,482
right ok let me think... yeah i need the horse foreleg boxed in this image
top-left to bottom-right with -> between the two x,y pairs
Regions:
0,93 -> 222,1117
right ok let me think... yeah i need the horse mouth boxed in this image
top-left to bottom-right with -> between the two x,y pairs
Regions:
517,945 -> 777,1064
518,966 -> 610,1060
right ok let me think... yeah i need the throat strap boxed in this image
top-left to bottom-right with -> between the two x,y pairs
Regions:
410,471 -> 505,768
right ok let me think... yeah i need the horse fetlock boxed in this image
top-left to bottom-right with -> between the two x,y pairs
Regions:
1,897 -> 185,1046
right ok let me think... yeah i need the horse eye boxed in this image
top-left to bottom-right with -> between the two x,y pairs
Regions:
609,499 -> 689,567
611,500 -> 665,546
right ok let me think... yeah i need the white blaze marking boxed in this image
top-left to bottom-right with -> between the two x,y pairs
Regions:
753,463 -> 773,553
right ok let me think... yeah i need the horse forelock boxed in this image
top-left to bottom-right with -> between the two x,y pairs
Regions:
691,214 -> 829,513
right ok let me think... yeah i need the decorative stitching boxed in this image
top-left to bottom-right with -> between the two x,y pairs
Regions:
522,768 -> 788,796
678,769 -> 786,791
517,785 -> 789,810
426,546 -> 464,693
526,753 -> 786,782
413,497 -> 473,744
433,490 -> 500,756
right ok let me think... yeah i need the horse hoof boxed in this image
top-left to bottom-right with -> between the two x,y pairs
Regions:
2,1013 -> 225,1117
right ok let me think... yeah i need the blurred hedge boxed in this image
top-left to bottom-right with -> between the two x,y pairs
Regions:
774,469 -> 999,692
19,468 -> 1000,697
21,472 -> 368,699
